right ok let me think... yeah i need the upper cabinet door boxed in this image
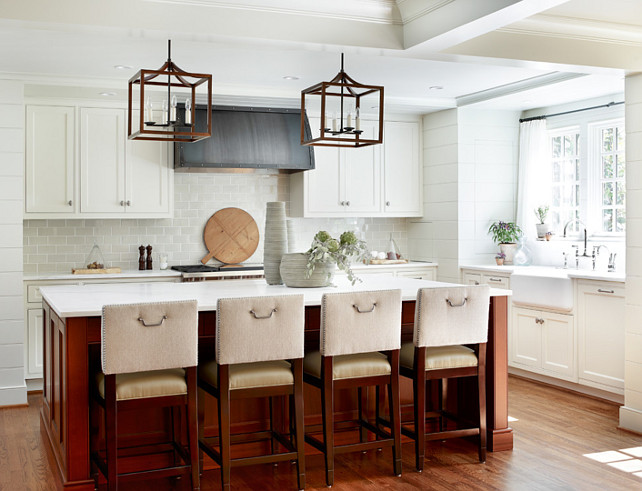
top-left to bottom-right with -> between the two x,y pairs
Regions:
341,120 -> 381,213
126,139 -> 171,215
80,108 -> 125,214
383,121 -> 422,216
25,105 -> 75,214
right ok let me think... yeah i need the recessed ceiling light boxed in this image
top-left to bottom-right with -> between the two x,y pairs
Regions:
114,65 -> 132,70
283,75 -> 299,80
429,85 -> 444,90
99,92 -> 117,97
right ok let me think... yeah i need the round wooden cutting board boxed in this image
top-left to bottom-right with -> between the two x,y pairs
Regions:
201,208 -> 260,264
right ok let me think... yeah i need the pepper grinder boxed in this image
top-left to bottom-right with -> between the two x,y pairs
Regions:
146,245 -> 153,270
138,245 -> 145,271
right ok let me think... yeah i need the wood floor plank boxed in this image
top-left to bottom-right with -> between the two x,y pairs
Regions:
1,377 -> 641,490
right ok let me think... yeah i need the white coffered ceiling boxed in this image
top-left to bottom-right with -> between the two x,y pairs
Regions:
0,0 -> 639,113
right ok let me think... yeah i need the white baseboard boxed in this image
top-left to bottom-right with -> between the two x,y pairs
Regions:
619,406 -> 642,434
0,384 -> 27,407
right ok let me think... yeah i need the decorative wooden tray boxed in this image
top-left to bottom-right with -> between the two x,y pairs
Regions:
71,267 -> 122,275
366,259 -> 408,265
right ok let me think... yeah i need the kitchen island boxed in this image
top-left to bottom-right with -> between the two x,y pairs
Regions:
39,275 -> 511,490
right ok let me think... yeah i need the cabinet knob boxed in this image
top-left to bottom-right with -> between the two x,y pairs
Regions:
386,201 -> 391,206
474,281 -> 480,285
346,201 -> 350,206
126,200 -> 131,206
67,200 -> 72,206
120,200 -> 125,206
340,201 -> 345,206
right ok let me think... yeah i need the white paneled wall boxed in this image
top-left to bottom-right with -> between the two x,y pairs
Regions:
620,73 -> 642,433
409,109 -> 459,282
0,80 -> 26,406
409,108 -> 519,283
24,173 -> 408,273
458,108 -> 520,265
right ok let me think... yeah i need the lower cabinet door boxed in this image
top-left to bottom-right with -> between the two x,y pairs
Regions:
540,310 -> 575,380
27,308 -> 44,378
512,307 -> 542,369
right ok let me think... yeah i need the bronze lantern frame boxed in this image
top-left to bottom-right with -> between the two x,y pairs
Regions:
127,40 -> 212,142
300,54 -> 384,148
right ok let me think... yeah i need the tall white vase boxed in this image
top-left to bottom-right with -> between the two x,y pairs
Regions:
499,243 -> 519,265
263,202 -> 287,284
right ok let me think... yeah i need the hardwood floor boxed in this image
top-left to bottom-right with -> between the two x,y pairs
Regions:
1,376 -> 641,490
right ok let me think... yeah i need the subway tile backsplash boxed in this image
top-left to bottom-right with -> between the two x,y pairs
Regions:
23,173 -> 408,274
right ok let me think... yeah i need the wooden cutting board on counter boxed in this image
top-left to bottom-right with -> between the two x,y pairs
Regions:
201,207 -> 260,264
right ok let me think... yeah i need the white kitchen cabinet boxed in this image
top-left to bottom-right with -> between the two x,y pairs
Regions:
577,280 -> 625,393
25,105 -> 76,214
351,262 -> 437,281
291,118 -> 380,217
25,103 -> 172,219
80,107 -> 172,216
383,121 -> 421,216
512,306 -> 576,381
290,119 -> 421,218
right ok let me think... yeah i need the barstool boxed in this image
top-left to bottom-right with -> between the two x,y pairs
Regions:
399,285 -> 490,471
198,294 -> 306,490
303,289 -> 403,487
90,299 -> 200,490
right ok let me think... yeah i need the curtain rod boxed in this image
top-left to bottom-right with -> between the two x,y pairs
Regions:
519,100 -> 624,123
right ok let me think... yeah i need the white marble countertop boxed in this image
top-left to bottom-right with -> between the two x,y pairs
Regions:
460,264 -> 625,283
24,269 -> 182,282
351,261 -> 438,270
40,274 -> 509,318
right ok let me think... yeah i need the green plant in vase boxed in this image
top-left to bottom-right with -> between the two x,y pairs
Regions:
534,205 -> 550,239
306,230 -> 369,285
488,221 -> 523,265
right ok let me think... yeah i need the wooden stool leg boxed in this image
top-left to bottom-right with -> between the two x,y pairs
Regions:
414,348 -> 426,472
197,386 -> 205,477
293,359 -> 306,490
389,351 -> 402,477
321,357 -> 334,487
104,375 -> 118,490
478,345 -> 487,463
186,368 -> 201,490
218,365 -> 232,491
269,396 -> 276,455
358,387 -> 367,444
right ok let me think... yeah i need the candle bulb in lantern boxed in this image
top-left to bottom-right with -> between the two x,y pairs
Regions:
185,97 -> 192,125
161,100 -> 168,124
355,107 -> 360,131
144,97 -> 153,124
346,109 -> 353,129
332,113 -> 338,132
170,95 -> 177,123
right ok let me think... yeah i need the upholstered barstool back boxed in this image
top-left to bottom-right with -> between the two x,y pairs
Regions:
321,289 -> 402,356
216,294 -> 304,365
102,300 -> 198,375
414,285 -> 490,348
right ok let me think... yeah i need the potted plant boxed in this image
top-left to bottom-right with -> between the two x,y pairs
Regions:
495,252 -> 506,266
279,230 -> 369,287
534,205 -> 550,239
488,221 -> 523,265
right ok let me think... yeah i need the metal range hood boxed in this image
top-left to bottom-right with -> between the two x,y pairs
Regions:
174,105 -> 315,173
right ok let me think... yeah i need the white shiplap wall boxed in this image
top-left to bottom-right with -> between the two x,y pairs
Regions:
620,73 -> 642,433
0,80 -> 27,406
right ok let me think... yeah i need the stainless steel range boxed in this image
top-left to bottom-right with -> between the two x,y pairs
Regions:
171,264 -> 264,282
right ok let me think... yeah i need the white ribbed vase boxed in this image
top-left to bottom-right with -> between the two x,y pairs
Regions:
263,202 -> 287,285
280,253 -> 336,288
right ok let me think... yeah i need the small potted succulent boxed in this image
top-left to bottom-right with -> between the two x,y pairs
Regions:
488,221 -> 523,265
534,205 -> 550,239
495,252 -> 506,266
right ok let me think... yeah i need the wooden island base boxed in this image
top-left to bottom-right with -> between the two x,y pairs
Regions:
41,296 -> 511,489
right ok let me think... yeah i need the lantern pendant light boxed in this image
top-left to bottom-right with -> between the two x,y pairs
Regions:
127,40 -> 212,142
300,53 -> 384,148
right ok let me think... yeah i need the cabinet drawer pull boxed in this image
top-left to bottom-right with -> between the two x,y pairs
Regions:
488,278 -> 503,282
597,289 -> 614,294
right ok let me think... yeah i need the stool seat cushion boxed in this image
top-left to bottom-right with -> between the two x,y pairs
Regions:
304,351 -> 391,380
199,360 -> 293,390
400,343 -> 478,370
96,368 -> 187,401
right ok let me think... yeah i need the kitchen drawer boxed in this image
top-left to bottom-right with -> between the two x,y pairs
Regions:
463,273 -> 482,285
27,285 -> 42,303
482,274 -> 510,289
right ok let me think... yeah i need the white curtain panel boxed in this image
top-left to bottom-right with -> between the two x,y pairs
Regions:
516,119 -> 551,240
